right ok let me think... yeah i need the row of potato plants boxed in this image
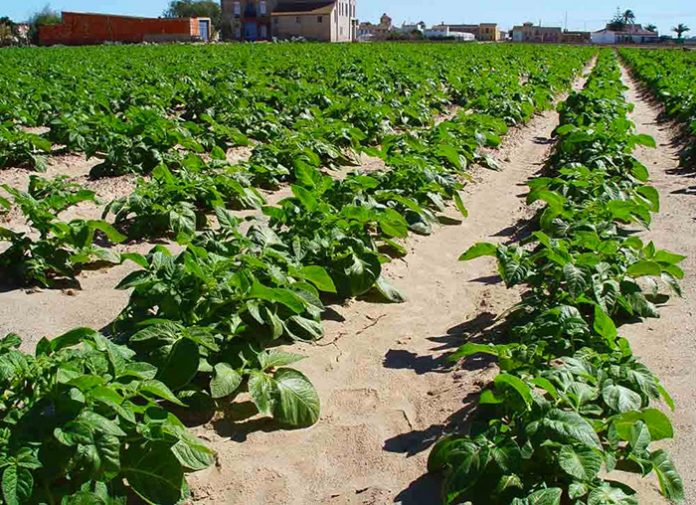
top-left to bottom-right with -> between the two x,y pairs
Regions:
429,50 -> 685,504
0,46 -> 591,503
0,44 -> 573,176
619,48 -> 696,168
0,45 -> 592,286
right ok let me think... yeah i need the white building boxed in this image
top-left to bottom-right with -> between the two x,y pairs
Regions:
591,23 -> 659,44
423,25 -> 475,41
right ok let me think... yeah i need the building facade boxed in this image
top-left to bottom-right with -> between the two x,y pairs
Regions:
39,11 -> 210,46
357,13 -> 392,41
591,24 -> 659,44
222,0 -> 356,42
511,22 -> 562,42
431,23 -> 501,41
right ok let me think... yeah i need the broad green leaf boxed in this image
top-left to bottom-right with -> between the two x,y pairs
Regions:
540,409 -> 601,449
459,242 -> 497,261
157,338 -> 199,391
248,370 -> 274,417
650,449 -> 684,501
271,368 -> 320,427
525,488 -> 562,505
626,261 -> 662,278
122,443 -> 184,505
293,265 -> 336,293
558,445 -> 602,481
593,305 -> 617,341
613,409 -> 673,441
1,466 -> 32,505
494,373 -> 533,408
602,384 -> 642,413
171,434 -> 215,471
258,350 -> 305,371
210,363 -> 242,399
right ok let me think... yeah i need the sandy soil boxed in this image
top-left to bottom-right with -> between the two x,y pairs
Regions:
186,89 -> 581,504
617,64 -> 696,504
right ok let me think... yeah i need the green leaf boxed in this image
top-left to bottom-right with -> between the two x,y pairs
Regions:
633,133 -> 657,148
558,445 -> 602,481
373,276 -> 406,303
453,192 -> 468,218
258,350 -> 305,371
525,488 -> 562,505
271,368 -> 320,427
587,485 -> 637,505
157,338 -> 199,391
122,443 -> 184,505
626,261 -> 662,278
293,266 -> 336,293
171,434 -> 215,472
593,305 -> 617,342
49,327 -> 100,354
602,384 -> 642,413
459,242 -> 497,261
250,280 -> 307,314
139,380 -> 186,407
248,370 -> 274,417
494,373 -> 533,408
88,220 -> 126,244
613,409 -> 673,441
210,363 -> 242,399
540,409 -> 601,449
2,465 -> 33,505
563,263 -> 586,298
650,449 -> 684,502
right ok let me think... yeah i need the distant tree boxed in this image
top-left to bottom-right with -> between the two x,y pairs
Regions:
645,23 -> 657,32
27,5 -> 61,44
672,23 -> 690,39
622,9 -> 636,25
0,17 -> 15,47
163,0 -> 222,36
608,8 -> 626,31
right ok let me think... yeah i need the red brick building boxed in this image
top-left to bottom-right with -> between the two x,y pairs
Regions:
39,12 -> 211,46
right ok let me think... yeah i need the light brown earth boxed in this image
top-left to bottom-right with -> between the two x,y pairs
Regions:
617,64 -> 696,505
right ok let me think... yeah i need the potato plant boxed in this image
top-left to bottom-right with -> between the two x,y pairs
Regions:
432,51 -> 684,505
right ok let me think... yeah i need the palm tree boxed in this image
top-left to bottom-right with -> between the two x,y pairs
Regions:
645,24 -> 657,33
622,9 -> 636,25
673,23 -> 690,39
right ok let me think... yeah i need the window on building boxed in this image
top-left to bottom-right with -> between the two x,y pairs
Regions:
260,1 -> 267,15
318,16 -> 323,23
296,16 -> 301,24
233,1 -> 240,16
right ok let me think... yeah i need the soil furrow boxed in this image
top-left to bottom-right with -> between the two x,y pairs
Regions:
619,63 -> 696,505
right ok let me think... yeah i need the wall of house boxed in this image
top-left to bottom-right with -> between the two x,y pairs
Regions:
332,0 -> 355,42
39,12 -> 202,46
591,31 -> 617,44
273,13 -> 331,40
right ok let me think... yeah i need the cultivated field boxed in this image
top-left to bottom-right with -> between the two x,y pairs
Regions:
0,43 -> 694,505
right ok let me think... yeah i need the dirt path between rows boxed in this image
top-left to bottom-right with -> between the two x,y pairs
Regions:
186,71 -> 593,504
619,63 -> 696,505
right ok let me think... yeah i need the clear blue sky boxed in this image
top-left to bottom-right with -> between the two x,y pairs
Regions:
2,0 -> 694,35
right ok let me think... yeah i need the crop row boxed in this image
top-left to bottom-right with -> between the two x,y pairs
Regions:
1,45 -> 593,288
430,50 -> 685,504
0,45 -> 593,504
619,48 -> 696,168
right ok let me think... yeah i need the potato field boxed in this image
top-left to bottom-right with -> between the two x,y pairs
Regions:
0,42 -> 694,505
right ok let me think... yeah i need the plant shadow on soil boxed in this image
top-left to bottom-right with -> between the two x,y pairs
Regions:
385,311 -> 512,503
